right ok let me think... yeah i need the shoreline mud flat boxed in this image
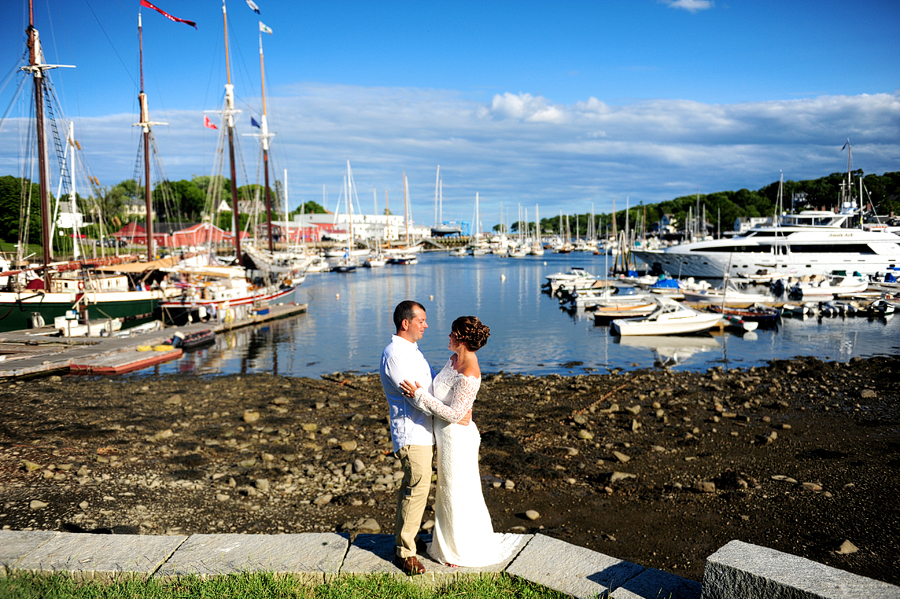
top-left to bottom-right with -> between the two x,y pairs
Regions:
1,356 -> 897,585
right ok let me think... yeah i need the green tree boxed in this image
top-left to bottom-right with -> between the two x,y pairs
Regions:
0,175 -> 43,243
173,179 -> 205,220
289,201 -> 326,216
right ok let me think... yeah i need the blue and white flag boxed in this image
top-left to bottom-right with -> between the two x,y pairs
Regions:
246,0 -> 260,14
259,21 -> 273,35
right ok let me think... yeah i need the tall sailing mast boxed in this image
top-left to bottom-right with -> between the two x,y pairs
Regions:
253,22 -> 275,252
403,173 -> 410,246
22,0 -> 70,285
134,12 -> 167,262
220,0 -> 243,264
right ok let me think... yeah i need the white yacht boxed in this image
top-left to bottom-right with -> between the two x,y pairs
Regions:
632,203 -> 900,279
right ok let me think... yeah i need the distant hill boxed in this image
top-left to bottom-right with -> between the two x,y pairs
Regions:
540,170 -> 900,236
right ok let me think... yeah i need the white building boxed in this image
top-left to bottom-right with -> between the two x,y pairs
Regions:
292,213 -> 429,242
733,216 -> 773,233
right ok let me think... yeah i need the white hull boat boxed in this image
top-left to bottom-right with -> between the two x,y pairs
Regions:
611,297 -> 724,336
633,207 -> 900,279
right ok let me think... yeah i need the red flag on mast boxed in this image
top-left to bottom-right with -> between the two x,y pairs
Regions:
140,0 -> 197,29
204,115 -> 217,130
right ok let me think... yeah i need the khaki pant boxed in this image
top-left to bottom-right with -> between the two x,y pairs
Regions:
394,444 -> 433,558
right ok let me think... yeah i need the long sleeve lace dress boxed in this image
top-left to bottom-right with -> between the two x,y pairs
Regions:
412,358 -> 521,567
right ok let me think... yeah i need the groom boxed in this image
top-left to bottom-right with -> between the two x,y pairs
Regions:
379,300 -> 470,575
380,300 -> 435,575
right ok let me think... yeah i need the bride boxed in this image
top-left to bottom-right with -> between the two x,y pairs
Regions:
400,316 -> 519,567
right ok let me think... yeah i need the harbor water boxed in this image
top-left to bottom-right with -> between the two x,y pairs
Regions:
133,252 -> 899,379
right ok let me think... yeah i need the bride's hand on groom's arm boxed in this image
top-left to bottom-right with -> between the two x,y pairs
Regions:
399,379 -> 421,398
458,409 -> 472,426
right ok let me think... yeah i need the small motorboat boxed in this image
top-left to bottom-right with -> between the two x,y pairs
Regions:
364,254 -> 387,268
170,329 -> 216,350
388,254 -> 418,265
610,297 -> 725,336
868,298 -> 896,317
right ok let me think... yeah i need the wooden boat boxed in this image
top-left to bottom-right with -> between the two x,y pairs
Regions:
706,304 -> 780,325
159,265 -> 296,325
592,302 -> 657,324
70,347 -> 182,375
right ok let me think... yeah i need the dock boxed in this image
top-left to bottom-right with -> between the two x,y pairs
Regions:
0,302 -> 307,381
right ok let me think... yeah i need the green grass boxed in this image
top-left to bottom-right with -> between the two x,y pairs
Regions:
0,571 -> 573,599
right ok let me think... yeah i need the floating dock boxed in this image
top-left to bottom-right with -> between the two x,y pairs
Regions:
0,302 -> 307,380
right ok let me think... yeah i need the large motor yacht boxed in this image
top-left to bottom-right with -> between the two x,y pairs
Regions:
632,202 -> 900,279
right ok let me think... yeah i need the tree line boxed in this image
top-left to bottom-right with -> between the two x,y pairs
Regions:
2,170 -> 898,246
0,174 -> 328,247
527,170 -> 900,237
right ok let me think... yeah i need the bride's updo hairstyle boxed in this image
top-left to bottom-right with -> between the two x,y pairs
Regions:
452,316 -> 490,351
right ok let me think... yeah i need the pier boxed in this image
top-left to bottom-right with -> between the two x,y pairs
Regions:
0,302 -> 307,381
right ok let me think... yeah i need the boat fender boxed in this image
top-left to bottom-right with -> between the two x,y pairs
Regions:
29,313 -> 45,329
224,309 -> 235,324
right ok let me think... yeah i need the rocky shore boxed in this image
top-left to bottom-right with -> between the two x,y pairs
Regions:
1,356 -> 897,585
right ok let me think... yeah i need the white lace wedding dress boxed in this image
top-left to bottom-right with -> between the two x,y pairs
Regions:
413,358 -> 521,567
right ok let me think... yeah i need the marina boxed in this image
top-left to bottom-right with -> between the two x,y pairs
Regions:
9,251 -> 880,380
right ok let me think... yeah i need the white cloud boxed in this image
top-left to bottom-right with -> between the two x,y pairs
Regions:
661,0 -> 715,13
489,92 -> 569,124
3,85 -> 898,223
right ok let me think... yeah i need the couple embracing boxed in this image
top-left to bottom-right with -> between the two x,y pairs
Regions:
379,300 -> 519,575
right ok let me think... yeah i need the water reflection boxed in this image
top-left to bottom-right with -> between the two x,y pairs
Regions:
126,253 -> 899,379
617,335 -> 721,368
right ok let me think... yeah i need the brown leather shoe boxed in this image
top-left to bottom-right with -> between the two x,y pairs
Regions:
395,555 -> 426,575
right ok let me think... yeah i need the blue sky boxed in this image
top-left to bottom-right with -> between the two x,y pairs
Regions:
2,0 -> 899,226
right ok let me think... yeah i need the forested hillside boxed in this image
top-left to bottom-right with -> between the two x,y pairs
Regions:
537,170 -> 900,236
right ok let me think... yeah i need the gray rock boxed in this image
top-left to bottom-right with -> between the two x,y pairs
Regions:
352,459 -> 365,473
30,500 -> 48,509
313,493 -> 333,507
836,540 -> 858,554
610,472 -> 636,483
525,509 -> 541,521
693,481 -> 716,493
612,451 -> 630,463
341,517 -> 381,534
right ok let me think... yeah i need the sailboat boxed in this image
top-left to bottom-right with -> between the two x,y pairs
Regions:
0,2 -> 183,333
386,172 -> 422,262
430,166 -> 461,237
470,192 -> 490,256
332,160 -> 360,272
160,2 -> 297,322
364,187 -> 387,268
239,23 -> 313,282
